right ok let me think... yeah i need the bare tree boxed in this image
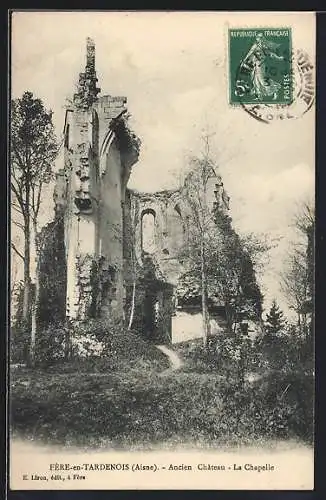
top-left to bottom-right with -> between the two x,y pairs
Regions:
294,201 -> 315,235
280,200 -> 315,336
181,134 -> 220,346
127,196 -> 140,330
179,135 -> 266,341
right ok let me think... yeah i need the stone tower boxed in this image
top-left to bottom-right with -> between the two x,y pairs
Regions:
54,38 -> 140,322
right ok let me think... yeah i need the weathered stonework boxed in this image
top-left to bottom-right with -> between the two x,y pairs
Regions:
73,37 -> 101,110
48,38 -> 140,322
126,170 -> 229,343
41,38 -> 229,344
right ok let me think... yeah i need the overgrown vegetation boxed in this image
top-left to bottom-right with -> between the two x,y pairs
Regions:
11,355 -> 313,449
11,312 -> 314,449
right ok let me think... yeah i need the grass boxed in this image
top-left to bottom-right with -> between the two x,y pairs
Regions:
11,369 -> 223,449
10,329 -> 314,450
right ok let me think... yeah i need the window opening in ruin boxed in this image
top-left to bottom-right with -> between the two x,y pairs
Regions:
92,110 -> 99,180
92,111 -> 99,155
174,203 -> 182,217
64,125 -> 70,149
171,203 -> 186,250
141,209 -> 156,254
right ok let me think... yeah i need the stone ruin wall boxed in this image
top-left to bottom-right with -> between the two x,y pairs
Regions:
40,37 -> 230,344
43,38 -> 140,326
126,175 -> 230,343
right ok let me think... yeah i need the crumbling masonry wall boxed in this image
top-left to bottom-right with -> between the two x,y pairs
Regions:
45,38 -> 140,323
125,175 -> 229,343
40,38 -> 229,344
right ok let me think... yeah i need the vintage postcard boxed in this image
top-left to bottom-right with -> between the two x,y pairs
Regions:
9,11 -> 315,491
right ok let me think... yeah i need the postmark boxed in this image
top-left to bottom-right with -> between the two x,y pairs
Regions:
240,49 -> 315,123
229,28 -> 293,105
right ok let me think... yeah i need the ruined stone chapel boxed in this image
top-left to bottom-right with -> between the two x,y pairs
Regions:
39,38 -> 230,344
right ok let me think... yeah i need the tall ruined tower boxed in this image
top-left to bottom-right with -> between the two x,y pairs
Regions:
54,38 -> 140,322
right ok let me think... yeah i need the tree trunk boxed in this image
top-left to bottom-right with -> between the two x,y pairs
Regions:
64,323 -> 71,360
297,312 -> 303,336
22,183 -> 32,365
30,299 -> 36,366
22,213 -> 31,324
29,221 -> 39,367
238,343 -> 245,387
201,237 -> 210,347
128,201 -> 137,331
302,313 -> 308,340
128,278 -> 136,331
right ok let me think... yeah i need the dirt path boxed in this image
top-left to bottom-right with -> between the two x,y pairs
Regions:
156,345 -> 183,371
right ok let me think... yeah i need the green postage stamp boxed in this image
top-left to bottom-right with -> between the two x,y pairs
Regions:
229,28 -> 293,105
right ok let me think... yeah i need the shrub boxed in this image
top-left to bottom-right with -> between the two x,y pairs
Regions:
35,322 -> 67,367
10,322 -> 29,364
175,334 -> 255,383
30,317 -> 168,373
34,317 -> 124,364
218,370 -> 314,443
254,330 -> 313,374
70,319 -> 108,358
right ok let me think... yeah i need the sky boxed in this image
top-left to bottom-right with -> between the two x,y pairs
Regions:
11,11 -> 315,316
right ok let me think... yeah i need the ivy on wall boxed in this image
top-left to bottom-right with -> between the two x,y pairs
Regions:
37,216 -> 67,326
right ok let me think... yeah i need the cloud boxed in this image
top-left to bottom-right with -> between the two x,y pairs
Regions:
229,163 -> 314,232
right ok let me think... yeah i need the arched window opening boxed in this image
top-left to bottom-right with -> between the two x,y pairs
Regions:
141,209 -> 156,254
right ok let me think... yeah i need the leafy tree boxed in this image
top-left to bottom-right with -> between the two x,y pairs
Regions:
280,201 -> 314,336
11,91 -> 59,364
265,300 -> 287,336
211,207 -> 264,331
